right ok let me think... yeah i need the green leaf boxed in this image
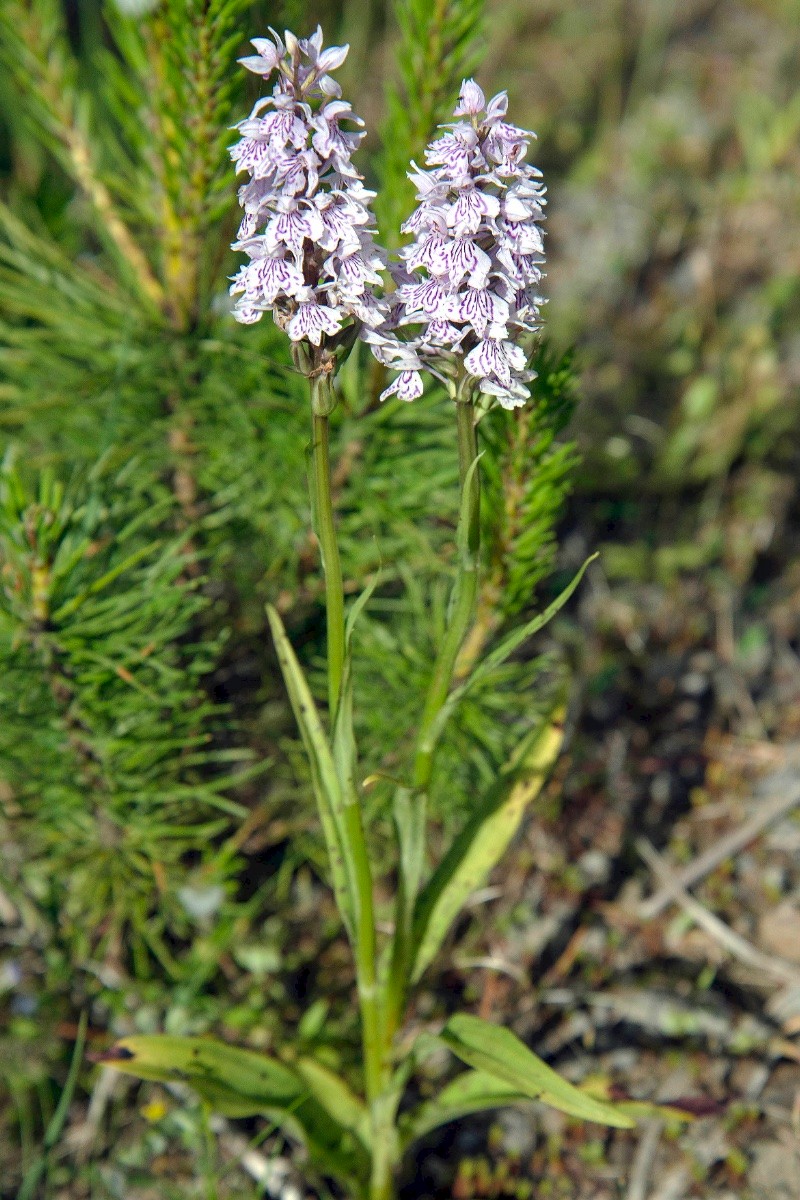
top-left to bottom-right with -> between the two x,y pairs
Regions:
471,555 -> 598,678
393,786 -> 427,952
98,1035 -> 369,1182
383,785 -> 427,1032
400,1069 -> 529,1147
295,1056 -> 370,1148
332,649 -> 359,809
266,604 -> 354,939
332,570 -> 380,813
456,450 -> 482,565
438,1015 -> 636,1129
330,582 -> 380,963
578,1076 -> 698,1123
345,571 -> 382,645
410,712 -> 565,983
97,1034 -> 304,1117
426,555 -> 597,752
18,1012 -> 88,1200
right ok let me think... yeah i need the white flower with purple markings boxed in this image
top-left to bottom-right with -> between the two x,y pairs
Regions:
370,79 -> 546,408
229,27 -> 386,345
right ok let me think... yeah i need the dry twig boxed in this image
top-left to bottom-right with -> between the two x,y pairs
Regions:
637,838 -> 800,987
626,1119 -> 664,1200
640,784 -> 800,918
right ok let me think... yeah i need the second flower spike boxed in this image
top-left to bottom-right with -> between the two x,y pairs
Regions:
368,79 -> 547,409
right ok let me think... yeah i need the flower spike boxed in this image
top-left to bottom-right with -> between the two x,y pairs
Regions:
369,78 -> 546,408
229,28 -> 387,347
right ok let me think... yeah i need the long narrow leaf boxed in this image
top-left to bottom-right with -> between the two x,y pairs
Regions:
468,555 -> 598,680
392,786 -> 427,963
382,784 -> 428,1033
410,712 -> 565,983
266,604 -> 354,938
426,554 -> 597,751
400,1069 -> 529,1147
439,1014 -> 636,1129
97,1034 -> 302,1113
295,1056 -> 370,1149
97,1035 -> 368,1181
18,1012 -> 87,1200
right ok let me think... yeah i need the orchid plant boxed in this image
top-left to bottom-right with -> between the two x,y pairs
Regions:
99,27 -> 635,1200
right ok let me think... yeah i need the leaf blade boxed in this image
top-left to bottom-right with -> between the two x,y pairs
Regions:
295,1055 -> 370,1148
425,555 -> 597,751
98,1035 -> 369,1181
439,1015 -> 636,1129
97,1034 -> 303,1115
266,604 -> 354,938
400,1069 -> 529,1147
410,712 -> 565,983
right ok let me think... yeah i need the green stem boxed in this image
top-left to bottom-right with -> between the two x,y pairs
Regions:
310,388 -> 346,719
369,1142 -> 397,1200
344,797 -> 384,1105
412,397 -> 480,791
366,1085 -> 401,1200
307,374 -> 391,1189
384,396 -> 481,1046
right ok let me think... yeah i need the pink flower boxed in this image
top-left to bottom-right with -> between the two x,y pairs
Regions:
229,27 -> 388,346
447,288 -> 509,338
288,299 -> 343,344
453,79 -> 486,116
379,370 -> 424,403
368,78 -> 546,408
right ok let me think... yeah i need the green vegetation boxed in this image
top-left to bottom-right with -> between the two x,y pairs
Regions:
1,0 -> 799,1196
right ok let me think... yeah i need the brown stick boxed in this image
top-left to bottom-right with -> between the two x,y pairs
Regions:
637,838 -> 800,986
639,785 -> 800,919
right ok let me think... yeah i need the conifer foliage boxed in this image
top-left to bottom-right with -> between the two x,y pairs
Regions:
377,0 -> 485,243
0,0 -> 276,979
0,460 -> 250,964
